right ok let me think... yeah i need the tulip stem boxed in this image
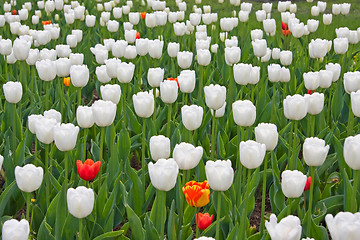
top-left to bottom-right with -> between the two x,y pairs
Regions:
242,169 -> 252,239
12,103 -> 17,152
211,111 -> 216,160
307,166 -> 315,235
78,218 -> 83,240
347,104 -> 354,136
34,138 -> 38,162
215,191 -> 222,240
99,127 -> 105,189
260,152 -> 270,235
78,88 -> 82,106
167,104 -> 171,138
290,121 -> 298,170
26,192 -> 31,221
4,56 -> 8,81
142,118 -> 147,188
287,198 -> 293,215
45,144 -> 50,208
271,83 -> 277,123
83,128 -> 88,159
351,170 -> 360,213
195,207 -> 199,238
153,88 -> 157,122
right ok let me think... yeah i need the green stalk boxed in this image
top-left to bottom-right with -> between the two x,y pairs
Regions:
79,218 -> 83,240
64,151 -> 69,184
195,207 -> 199,238
45,81 -> 50,110
271,83 -> 276,123
83,128 -> 88,159
310,115 -> 315,137
45,144 -> 50,208
290,121 -> 298,170
307,166 -> 315,235
78,87 -> 82,106
142,118 -> 147,187
347,105 -> 354,136
351,170 -> 360,213
211,111 -> 216,160
167,104 -> 171,138
26,192 -> 31,221
242,169 -> 252,239
4,56 -> 8,81
199,65 -> 204,101
12,103 -> 17,152
215,191 -> 222,240
288,198 -> 293,215
153,88 -> 157,122
34,138 -> 38,162
260,152 -> 270,235
98,127 -> 105,188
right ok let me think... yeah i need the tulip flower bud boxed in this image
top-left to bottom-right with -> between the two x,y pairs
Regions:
263,19 -> 276,36
304,92 -> 324,115
129,12 -> 140,25
311,6 -> 320,16
150,135 -> 171,161
13,38 -> 31,61
241,2 -> 252,12
91,100 -> 116,127
67,186 -> 94,218
325,63 -> 341,82
351,90 -> 360,118
283,94 -> 308,120
252,39 -> 267,58
174,22 -> 186,36
148,39 -> 163,59
204,84 -> 226,110
334,38 -> 349,54
104,58 -> 120,79
225,46 -> 241,66
177,51 -> 193,69
3,81 -> 22,104
323,14 -> 332,25
280,67 -> 291,83
195,213 -> 213,230
43,109 -> 61,123
167,42 -> 180,58
303,137 -> 329,166
148,158 -> 179,191
76,106 -> 94,129
205,160 -> 234,191
348,30 -> 359,45
133,91 -> 154,118
117,62 -> 135,83
255,123 -> 278,151
332,4 -> 341,15
268,64 -> 281,83
173,142 -> 203,170
280,50 -> 292,66
135,38 -> 149,56
233,63 -> 252,85
28,114 -> 43,134
160,80 -> 178,104
256,10 -> 266,22
271,48 -> 280,60
239,140 -> 266,169
325,212 -> 360,240
55,58 -> 71,77
318,70 -> 333,89
90,46 -> 108,64
210,102 -> 226,118
70,65 -> 89,87
344,134 -> 360,170
303,72 -> 319,91
281,170 -> 307,198
307,19 -> 319,33
85,15 -> 96,27
147,68 -> 164,88
36,59 -> 56,81
178,70 -> 196,93
77,159 -> 101,181
53,123 -> 79,152
2,219 -> 30,240
344,72 -> 360,94
100,84 -> 121,104
181,105 -> 203,131
265,214 -> 302,240
232,100 -> 256,127
341,3 -> 351,15
197,49 -> 211,66
96,65 -> 111,84
15,164 -> 43,192
238,10 -> 249,22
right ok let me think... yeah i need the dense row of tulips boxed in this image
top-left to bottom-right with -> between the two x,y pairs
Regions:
1,0 -> 360,239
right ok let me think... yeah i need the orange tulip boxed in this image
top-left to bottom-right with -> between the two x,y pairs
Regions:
42,20 -> 52,25
166,77 -> 179,87
136,32 -> 140,39
182,181 -> 210,208
64,77 -> 71,87
282,29 -> 290,36
140,12 -> 146,19
196,213 -> 213,230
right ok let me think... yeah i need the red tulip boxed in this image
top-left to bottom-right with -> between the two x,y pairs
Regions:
76,159 -> 101,181
195,213 -> 213,230
136,32 -> 140,39
282,29 -> 290,36
281,21 -> 288,30
304,176 -> 311,191
140,12 -> 146,19
11,9 -> 17,15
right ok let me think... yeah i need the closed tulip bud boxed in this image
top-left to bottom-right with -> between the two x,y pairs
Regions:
77,159 -> 101,181
238,10 -> 249,22
148,39 -> 163,59
239,140 -> 266,169
263,19 -> 276,35
309,39 -> 328,59
323,14 -> 332,25
91,100 -> 116,127
280,50 -> 292,66
35,117 -> 57,144
349,30 -> 359,44
325,63 -> 341,82
318,70 -> 333,89
270,48 -> 280,60
304,72 -> 319,90
304,92 -> 324,115
341,3 -> 351,15
70,65 -> 89,87
129,12 -> 139,25
147,68 -> 164,88
56,45 -> 71,58
124,45 -> 137,59
2,219 -> 30,240
251,29 -> 263,41
224,38 -> 238,48
280,67 -> 291,83
67,186 -> 94,218
13,38 -> 31,61
268,64 -> 281,83
76,106 -> 94,129
252,39 -> 267,58
116,62 -> 135,84
173,142 -> 203,170
124,29 -> 136,43
303,137 -> 329,166
344,134 -> 360,170
177,51 -> 193,69
145,13 -> 156,28
28,114 -> 43,134
133,91 -> 154,118
334,38 -> 348,54
344,72 -> 360,94
106,20 -> 119,33
135,38 -> 149,56
351,90 -> 360,117
332,4 -> 341,15
211,44 -> 218,53
255,10 -> 266,22
189,13 -> 201,26
15,164 -> 43,192
241,2 -> 252,12
100,84 -> 121,104
255,123 -> 278,151
174,22 -> 186,36
326,212 -> 360,240
160,80 -> 178,104
90,46 -> 108,64
262,2 -> 272,13
197,49 -> 211,66
277,2 -> 287,12
336,27 -> 350,39
181,105 -> 203,131
148,158 -> 179,191
205,160 -> 234,191
150,135 -> 170,161
112,40 -> 127,58
225,46 -> 241,66
55,58 -> 71,77
32,15 -> 40,25
220,17 -> 234,32
3,81 -> 22,104
265,214 -> 302,240
261,48 -> 272,62
43,109 -> 61,123
233,63 -> 252,85
292,23 -> 305,38
95,65 -> 111,84
281,170 -> 307,198
167,42 -> 179,58
66,34 -> 77,48
311,6 -> 319,16
232,100 -> 256,127
204,84 -> 226,110
53,123 -> 79,151
196,213 -> 213,230
307,19 -> 319,33
283,94 -> 308,120
104,58 -> 119,79
211,102 -> 226,118
85,15 -> 96,27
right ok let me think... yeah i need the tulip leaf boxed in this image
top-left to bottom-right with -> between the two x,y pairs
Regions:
144,214 -> 160,240
38,218 -> 55,240
302,211 -> 329,240
126,106 -> 142,135
92,230 -> 124,240
183,205 -> 196,226
225,223 -> 239,240
167,200 -> 177,240
55,184 -> 68,239
125,205 -> 145,240
119,127 -> 131,162
124,158 -> 144,216
0,181 -> 18,217
150,190 -> 167,237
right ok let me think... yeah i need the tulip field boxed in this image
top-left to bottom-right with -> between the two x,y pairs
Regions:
2,0 -> 360,239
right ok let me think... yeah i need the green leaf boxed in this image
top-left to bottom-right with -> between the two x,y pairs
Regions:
125,205 -> 145,240
0,181 -> 18,216
150,190 -> 167,237
92,230 -> 124,240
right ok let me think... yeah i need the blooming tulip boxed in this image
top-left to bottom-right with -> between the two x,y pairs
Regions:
53,123 -> 79,152
76,159 -> 101,181
183,181 -> 210,207
173,142 -> 203,170
281,170 -> 307,198
117,62 -> 135,83
147,68 -> 164,88
35,117 -> 57,144
181,105 -> 203,131
76,106 -> 94,129
148,158 -> 179,191
265,214 -> 302,240
150,135 -> 170,161
91,100 -> 116,127
15,164 -> 43,192
36,59 -> 56,81
100,84 -> 121,104
344,134 -> 360,170
70,65 -> 89,87
205,160 -> 234,191
178,70 -> 196,93
304,92 -> 324,115
160,80 -> 178,104
303,137 -> 329,166
325,212 -> 360,240
177,51 -> 193,69
232,100 -> 256,127
133,91 -> 154,118
283,95 -> 308,120
240,140 -> 266,169
255,123 -> 278,151
204,84 -> 226,111
3,81 -> 22,104
2,219 -> 30,240
196,213 -> 213,230
67,186 -> 94,218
